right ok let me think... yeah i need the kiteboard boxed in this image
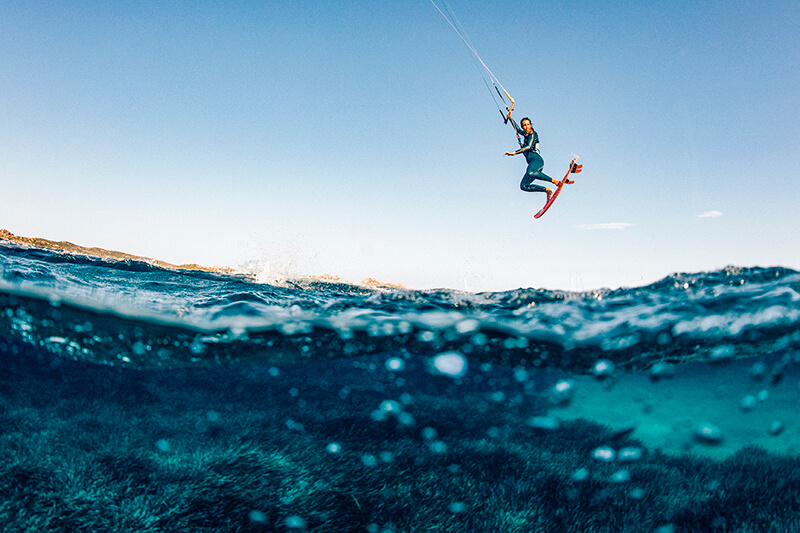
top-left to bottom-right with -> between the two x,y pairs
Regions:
533,158 -> 582,219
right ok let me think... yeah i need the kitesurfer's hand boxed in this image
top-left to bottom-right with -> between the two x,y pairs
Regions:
506,110 -> 513,121
504,151 -> 516,156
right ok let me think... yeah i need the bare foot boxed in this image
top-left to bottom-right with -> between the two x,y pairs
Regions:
546,188 -> 553,202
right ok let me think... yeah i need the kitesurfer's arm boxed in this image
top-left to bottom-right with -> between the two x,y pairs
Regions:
504,110 -> 522,156
504,131 -> 536,157
507,111 -> 524,136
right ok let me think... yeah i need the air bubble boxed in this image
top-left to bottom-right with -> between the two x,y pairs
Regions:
417,331 -> 436,343
591,446 -> 616,462
380,400 -> 402,413
610,470 -> 631,483
694,423 -> 723,444
189,337 -> 206,355
430,352 -> 468,378
527,416 -> 560,431
550,380 -> 575,406
471,333 -> 489,346
385,357 -> 405,371
740,395 -> 757,411
455,319 -> 480,334
572,468 -> 589,481
750,362 -> 768,380
421,427 -> 438,441
429,441 -> 448,454
132,341 -> 148,355
285,419 -> 305,432
592,359 -> 615,380
325,442 -> 341,454
709,345 -> 735,362
513,367 -> 529,383
285,515 -> 307,529
768,421 -> 784,436
649,362 -> 675,381
397,412 -> 416,428
617,447 -> 644,462
488,391 -> 506,403
379,451 -> 395,463
629,487 -> 646,500
448,501 -> 468,513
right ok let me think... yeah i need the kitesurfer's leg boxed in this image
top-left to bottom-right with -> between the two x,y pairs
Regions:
520,172 -> 554,201
520,153 -> 559,192
530,169 -> 558,185
520,174 -> 549,193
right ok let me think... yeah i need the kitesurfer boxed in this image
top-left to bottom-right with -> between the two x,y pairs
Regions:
504,111 -> 565,201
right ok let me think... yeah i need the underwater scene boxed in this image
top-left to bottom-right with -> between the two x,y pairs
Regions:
2,237 -> 800,532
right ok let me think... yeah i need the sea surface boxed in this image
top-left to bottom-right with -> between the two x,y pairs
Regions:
2,240 -> 800,532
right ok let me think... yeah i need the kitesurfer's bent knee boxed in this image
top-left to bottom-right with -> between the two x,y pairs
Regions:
519,156 -> 558,193
520,171 -> 557,192
520,178 -> 549,193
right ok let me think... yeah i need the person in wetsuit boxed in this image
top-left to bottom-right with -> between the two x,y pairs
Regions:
503,111 -> 563,201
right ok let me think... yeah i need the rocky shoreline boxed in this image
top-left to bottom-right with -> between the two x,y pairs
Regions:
0,229 -> 406,289
0,229 -> 231,274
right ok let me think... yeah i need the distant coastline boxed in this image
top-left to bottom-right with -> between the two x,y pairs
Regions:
0,229 -> 407,290
0,229 -> 231,274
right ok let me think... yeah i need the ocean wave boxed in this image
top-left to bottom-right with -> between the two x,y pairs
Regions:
2,242 -> 798,372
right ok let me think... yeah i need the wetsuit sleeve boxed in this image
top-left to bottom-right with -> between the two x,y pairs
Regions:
509,117 -> 524,136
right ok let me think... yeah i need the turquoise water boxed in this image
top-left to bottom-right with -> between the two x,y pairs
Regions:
2,241 -> 800,532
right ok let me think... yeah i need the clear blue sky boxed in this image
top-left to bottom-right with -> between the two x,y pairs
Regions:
2,0 -> 798,291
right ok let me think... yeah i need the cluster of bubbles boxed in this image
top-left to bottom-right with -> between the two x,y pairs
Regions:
247,511 -> 307,530
126,317 -> 799,532
370,398 -> 416,430
581,444 -> 647,495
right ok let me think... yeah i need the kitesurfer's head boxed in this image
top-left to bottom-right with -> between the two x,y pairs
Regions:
520,118 -> 534,135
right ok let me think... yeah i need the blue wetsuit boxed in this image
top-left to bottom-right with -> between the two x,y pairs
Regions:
510,117 -> 557,193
